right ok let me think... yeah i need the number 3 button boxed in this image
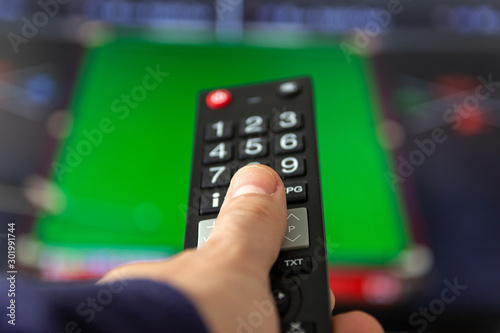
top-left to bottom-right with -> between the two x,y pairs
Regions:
271,111 -> 302,132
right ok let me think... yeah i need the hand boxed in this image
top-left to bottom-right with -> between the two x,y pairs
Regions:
99,165 -> 383,333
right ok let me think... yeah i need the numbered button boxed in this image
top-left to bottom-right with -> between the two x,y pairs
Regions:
276,156 -> 305,178
200,188 -> 227,215
203,142 -> 233,164
202,165 -> 231,188
205,120 -> 234,142
240,115 -> 268,136
238,159 -> 271,170
275,132 -> 304,155
239,137 -> 268,159
271,111 -> 302,132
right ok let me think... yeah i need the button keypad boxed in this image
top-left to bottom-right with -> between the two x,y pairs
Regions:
199,110 -> 307,215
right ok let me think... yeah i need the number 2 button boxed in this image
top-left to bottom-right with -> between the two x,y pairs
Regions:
240,115 -> 267,136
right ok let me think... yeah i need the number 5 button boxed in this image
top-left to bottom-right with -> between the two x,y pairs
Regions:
239,137 -> 268,159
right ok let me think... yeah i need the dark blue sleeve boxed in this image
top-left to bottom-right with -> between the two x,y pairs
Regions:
0,277 -> 210,333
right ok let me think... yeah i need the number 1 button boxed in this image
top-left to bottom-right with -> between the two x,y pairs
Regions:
205,120 -> 234,142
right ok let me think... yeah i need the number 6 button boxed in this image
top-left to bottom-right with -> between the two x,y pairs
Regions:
275,132 -> 304,155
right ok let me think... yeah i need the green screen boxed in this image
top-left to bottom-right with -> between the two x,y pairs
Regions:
36,39 -> 410,265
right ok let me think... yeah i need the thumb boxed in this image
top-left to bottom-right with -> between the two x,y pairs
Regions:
200,164 -> 287,275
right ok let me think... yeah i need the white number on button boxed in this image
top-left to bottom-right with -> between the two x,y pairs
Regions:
245,116 -> 263,134
211,121 -> 224,137
279,111 -> 297,128
209,166 -> 226,184
280,133 -> 298,150
209,142 -> 228,159
245,138 -> 263,155
281,157 -> 298,174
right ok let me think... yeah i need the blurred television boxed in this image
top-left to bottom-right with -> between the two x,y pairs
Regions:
1,0 -> 499,331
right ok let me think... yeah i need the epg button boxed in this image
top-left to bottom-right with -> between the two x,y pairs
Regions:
284,181 -> 307,203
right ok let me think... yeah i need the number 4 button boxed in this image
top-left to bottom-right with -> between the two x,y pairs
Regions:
203,142 -> 233,164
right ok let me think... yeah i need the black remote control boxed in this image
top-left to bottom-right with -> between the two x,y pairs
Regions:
184,78 -> 332,333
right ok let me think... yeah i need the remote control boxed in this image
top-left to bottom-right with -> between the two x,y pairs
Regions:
184,78 -> 332,333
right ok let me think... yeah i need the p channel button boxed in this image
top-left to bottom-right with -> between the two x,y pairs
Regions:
281,207 -> 309,251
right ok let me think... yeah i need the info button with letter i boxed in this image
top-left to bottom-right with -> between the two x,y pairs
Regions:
199,189 -> 227,215
281,207 -> 310,251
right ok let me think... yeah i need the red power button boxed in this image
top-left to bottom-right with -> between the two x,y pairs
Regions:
206,89 -> 232,109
